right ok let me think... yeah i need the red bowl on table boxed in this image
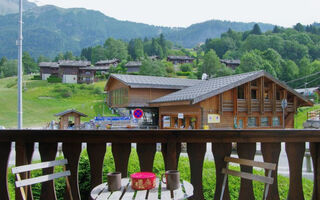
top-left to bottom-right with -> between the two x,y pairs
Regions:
130,172 -> 156,190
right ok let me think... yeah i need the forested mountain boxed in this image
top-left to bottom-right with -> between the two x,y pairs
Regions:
0,0 -> 36,15
166,20 -> 274,48
0,2 -> 274,59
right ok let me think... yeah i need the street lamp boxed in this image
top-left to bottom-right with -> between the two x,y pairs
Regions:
17,0 -> 23,129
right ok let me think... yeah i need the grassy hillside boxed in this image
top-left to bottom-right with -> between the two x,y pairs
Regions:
0,75 -> 114,128
295,104 -> 320,129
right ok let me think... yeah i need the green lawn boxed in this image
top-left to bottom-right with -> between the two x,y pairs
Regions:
0,76 -> 114,128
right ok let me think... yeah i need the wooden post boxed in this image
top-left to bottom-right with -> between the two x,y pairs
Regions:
272,83 -> 276,115
0,142 -> 11,200
219,94 -> 223,116
233,88 -> 238,116
247,83 -> 251,115
260,77 -> 265,114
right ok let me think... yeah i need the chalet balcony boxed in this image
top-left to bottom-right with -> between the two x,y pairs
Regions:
1,129 -> 320,200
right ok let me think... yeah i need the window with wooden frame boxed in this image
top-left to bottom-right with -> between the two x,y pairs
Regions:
248,117 -> 257,127
272,116 -> 281,127
260,117 -> 269,127
276,91 -> 281,100
264,83 -> 270,99
238,85 -> 245,99
251,89 -> 257,99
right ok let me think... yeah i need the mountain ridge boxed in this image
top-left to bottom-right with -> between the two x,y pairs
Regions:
0,2 -> 275,59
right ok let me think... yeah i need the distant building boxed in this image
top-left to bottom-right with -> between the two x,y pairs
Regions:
58,60 -> 91,84
39,62 -> 59,80
95,59 -> 120,67
148,55 -> 160,60
167,56 -> 194,65
220,59 -> 241,70
125,61 -> 142,73
295,87 -> 320,100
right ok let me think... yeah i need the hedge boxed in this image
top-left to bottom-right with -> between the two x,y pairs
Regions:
47,75 -> 62,83
8,148 -> 313,199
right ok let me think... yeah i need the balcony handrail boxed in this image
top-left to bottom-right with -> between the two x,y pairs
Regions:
1,129 -> 320,200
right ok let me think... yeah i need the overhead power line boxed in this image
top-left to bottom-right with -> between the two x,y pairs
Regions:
285,71 -> 320,84
296,76 -> 320,89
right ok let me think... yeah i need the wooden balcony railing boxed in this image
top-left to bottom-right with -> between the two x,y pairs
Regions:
0,129 -> 320,200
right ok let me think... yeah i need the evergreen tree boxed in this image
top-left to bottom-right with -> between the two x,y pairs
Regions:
250,24 -> 262,35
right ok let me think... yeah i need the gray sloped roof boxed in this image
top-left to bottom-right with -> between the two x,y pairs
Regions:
54,109 -> 87,117
125,61 -> 142,67
59,60 -> 91,67
109,74 -> 204,89
151,70 -> 312,105
39,62 -> 59,68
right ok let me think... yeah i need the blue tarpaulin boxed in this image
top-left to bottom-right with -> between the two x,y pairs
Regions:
94,116 -> 131,121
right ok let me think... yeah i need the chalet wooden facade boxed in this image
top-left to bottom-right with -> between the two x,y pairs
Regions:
125,61 -> 142,73
167,56 -> 194,65
150,71 -> 312,129
38,60 -> 114,84
39,62 -> 59,80
105,74 -> 203,126
220,59 -> 240,70
106,71 -> 312,130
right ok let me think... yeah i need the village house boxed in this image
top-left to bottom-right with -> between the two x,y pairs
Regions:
105,71 -> 312,129
95,59 -> 120,68
220,59 -> 241,70
39,62 -> 59,80
105,74 -> 203,127
58,60 -> 91,84
167,56 -> 194,65
125,61 -> 142,73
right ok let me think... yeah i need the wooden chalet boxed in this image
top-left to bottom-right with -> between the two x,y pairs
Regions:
125,61 -> 142,73
167,56 -> 194,65
220,59 -> 240,70
95,59 -> 120,67
58,60 -> 91,84
39,62 -> 59,80
105,74 -> 203,127
150,71 -> 312,129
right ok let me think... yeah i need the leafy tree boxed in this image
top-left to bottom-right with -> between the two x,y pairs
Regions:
201,49 -> 221,77
151,39 -> 164,58
23,52 -> 38,74
250,24 -> 262,35
294,23 -> 305,32
64,51 -> 75,60
299,56 -> 312,78
37,55 -> 50,63
91,45 -> 107,64
81,47 -> 93,61
262,48 -> 284,77
0,56 -> 8,66
237,51 -> 264,73
159,34 -> 168,57
281,60 -> 299,81
2,60 -> 17,77
104,38 -> 128,60
54,53 -> 64,62
139,59 -> 167,77
216,64 -> 234,77
128,39 -> 144,60
272,26 -> 281,33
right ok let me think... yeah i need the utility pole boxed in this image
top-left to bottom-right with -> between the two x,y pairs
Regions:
17,0 -> 23,129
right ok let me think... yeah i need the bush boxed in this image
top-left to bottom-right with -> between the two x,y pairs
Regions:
176,71 -> 191,76
93,87 -> 102,95
8,148 -> 313,200
31,75 -> 42,80
180,63 -> 193,72
47,75 -> 62,83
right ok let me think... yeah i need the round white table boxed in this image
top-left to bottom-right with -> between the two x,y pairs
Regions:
91,178 -> 193,200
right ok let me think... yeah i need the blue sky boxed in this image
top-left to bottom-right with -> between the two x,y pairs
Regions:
30,0 -> 320,27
